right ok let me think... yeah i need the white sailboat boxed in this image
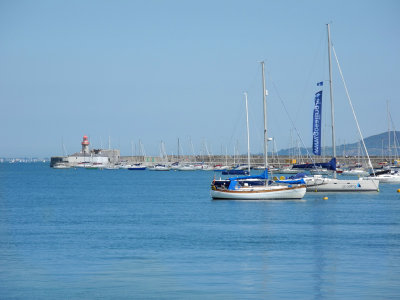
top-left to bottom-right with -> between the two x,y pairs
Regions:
304,24 -> 379,192
341,167 -> 369,176
211,62 -> 306,200
128,140 -> 147,170
364,169 -> 400,183
53,163 -> 71,169
148,141 -> 171,171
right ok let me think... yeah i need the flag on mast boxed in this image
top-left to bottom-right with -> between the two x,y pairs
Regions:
312,91 -> 323,155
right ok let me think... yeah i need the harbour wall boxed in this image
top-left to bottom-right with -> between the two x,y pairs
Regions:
120,155 -> 397,168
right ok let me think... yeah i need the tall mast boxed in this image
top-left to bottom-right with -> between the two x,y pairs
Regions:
244,92 -> 251,174
177,137 -> 180,162
261,61 -> 268,169
327,23 -> 337,178
387,100 -> 391,161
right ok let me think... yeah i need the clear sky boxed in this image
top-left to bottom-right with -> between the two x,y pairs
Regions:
1,0 -> 399,158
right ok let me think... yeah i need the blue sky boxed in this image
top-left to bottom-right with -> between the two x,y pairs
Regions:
1,0 -> 399,157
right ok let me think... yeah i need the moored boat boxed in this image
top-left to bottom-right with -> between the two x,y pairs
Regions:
128,163 -> 147,170
296,24 -> 379,193
210,62 -> 306,200
364,169 -> 400,183
148,164 -> 170,171
53,163 -> 71,169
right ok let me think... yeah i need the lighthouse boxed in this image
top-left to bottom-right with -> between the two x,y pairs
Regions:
81,135 -> 90,154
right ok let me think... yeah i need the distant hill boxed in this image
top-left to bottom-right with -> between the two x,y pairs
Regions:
277,131 -> 400,157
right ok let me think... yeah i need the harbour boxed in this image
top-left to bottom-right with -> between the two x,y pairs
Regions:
2,1 -> 399,298
49,135 -> 400,170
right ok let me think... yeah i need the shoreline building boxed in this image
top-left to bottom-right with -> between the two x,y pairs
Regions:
50,135 -> 120,167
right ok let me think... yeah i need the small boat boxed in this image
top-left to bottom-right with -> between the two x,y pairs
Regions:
201,164 -> 214,171
342,168 -> 369,176
301,174 -> 379,192
364,169 -> 400,183
85,163 -> 106,169
104,164 -> 120,170
278,166 -> 300,174
309,167 -> 331,175
53,163 -> 71,169
119,164 -> 133,169
253,165 -> 266,170
213,164 -> 230,171
211,170 -> 306,200
148,164 -> 170,171
128,164 -> 147,170
210,62 -> 306,200
177,164 -> 197,171
222,169 -> 249,175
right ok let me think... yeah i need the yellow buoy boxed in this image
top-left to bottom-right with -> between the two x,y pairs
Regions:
397,189 -> 400,193
323,196 -> 328,200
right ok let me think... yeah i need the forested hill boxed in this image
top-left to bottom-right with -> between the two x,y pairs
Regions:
277,131 -> 400,156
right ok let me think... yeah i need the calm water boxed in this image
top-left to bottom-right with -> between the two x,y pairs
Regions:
1,163 -> 399,299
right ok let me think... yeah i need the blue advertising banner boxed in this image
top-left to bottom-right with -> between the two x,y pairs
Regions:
312,91 -> 322,155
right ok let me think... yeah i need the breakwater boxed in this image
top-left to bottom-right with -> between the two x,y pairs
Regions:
120,155 -> 396,168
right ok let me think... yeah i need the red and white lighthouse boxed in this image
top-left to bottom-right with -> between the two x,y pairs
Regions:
81,135 -> 90,154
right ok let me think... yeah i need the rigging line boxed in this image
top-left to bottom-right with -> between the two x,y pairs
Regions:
226,97 -> 246,155
388,111 -> 400,158
246,97 -> 263,154
268,76 -> 319,167
332,46 -> 376,178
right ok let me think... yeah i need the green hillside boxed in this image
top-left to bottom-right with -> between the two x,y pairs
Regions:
278,131 -> 400,157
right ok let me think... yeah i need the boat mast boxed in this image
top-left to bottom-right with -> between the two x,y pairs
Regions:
327,23 -> 337,178
244,92 -> 251,174
177,137 -> 180,162
261,61 -> 268,170
387,100 -> 391,162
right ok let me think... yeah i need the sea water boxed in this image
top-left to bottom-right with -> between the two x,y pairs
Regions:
0,163 -> 399,299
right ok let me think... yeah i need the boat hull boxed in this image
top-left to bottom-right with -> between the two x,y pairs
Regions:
342,170 -> 369,176
211,185 -> 306,200
148,167 -> 170,171
306,178 -> 379,192
364,175 -> 400,184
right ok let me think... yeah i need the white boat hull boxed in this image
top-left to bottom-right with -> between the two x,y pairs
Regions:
177,166 -> 196,171
305,177 -> 379,192
279,169 -> 299,174
211,185 -> 306,200
148,166 -> 170,171
364,175 -> 400,184
342,170 -> 369,176
53,164 -> 70,169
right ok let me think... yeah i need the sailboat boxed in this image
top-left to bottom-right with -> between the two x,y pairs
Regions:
362,104 -> 400,183
302,24 -> 379,192
128,140 -> 147,170
211,62 -> 306,200
364,169 -> 400,183
148,141 -> 171,171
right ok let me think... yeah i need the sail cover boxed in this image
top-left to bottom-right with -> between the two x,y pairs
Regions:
312,91 -> 323,155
